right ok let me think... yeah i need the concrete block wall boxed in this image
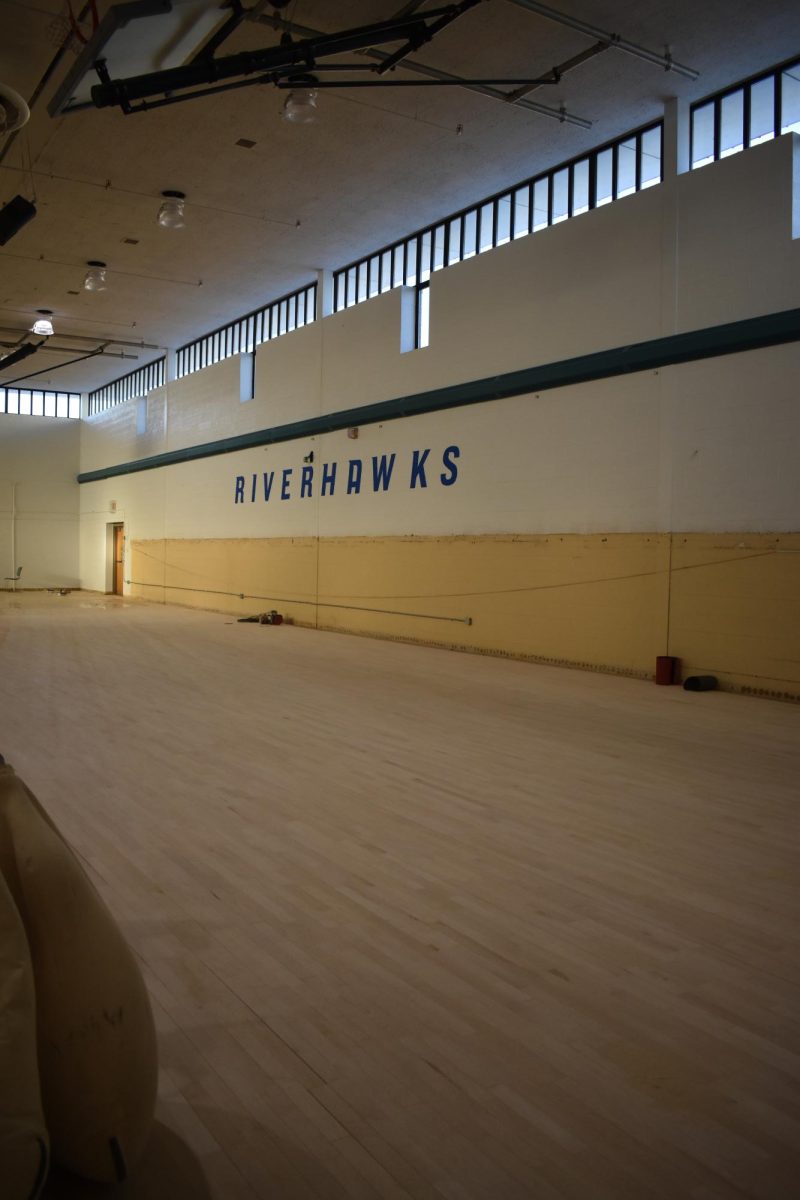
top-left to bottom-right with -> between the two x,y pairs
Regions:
0,417 -> 80,590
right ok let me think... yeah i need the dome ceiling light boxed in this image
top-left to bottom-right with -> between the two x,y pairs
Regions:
0,82 -> 30,134
157,190 -> 186,229
31,309 -> 55,337
282,76 -> 319,124
83,261 -> 108,291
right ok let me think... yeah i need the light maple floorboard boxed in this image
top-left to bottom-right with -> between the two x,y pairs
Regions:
1,591 -> 798,1200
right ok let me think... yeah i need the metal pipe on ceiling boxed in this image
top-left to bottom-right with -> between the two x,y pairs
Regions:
85,4 -> 591,124
0,343 -> 40,371
505,40 -> 608,103
0,325 -> 160,350
505,0 -> 699,80
376,0 -> 482,76
278,77 -> 562,87
89,12 -> 462,109
0,341 -> 137,359
251,10 -> 592,127
361,49 -> 591,125
2,346 -> 105,386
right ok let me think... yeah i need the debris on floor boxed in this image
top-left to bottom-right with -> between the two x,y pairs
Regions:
237,610 -> 284,625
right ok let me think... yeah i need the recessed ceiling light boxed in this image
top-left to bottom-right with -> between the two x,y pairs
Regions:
236,138 -> 256,148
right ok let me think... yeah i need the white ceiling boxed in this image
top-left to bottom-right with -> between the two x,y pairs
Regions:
0,0 -> 798,395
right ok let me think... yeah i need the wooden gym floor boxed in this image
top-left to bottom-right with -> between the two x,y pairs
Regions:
1,591 -> 798,1200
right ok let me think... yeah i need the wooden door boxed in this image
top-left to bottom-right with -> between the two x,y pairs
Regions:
113,525 -> 124,595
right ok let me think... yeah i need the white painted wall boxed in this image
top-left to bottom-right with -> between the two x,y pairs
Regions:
0,416 -> 80,588
78,468 -> 167,594
676,135 -> 800,328
77,340 -> 800,544
74,134 -> 800,563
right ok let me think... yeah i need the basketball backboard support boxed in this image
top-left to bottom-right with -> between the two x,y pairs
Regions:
48,0 -> 229,117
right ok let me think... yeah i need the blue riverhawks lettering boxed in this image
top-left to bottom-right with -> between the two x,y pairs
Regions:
410,448 -> 430,488
347,459 -> 362,495
234,446 -> 460,503
372,453 -> 396,492
321,461 -> 337,495
440,445 -> 459,487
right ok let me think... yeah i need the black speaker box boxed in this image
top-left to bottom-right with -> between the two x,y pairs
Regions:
0,194 -> 37,245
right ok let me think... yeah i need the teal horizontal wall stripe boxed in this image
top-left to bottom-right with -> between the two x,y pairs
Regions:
78,307 -> 800,483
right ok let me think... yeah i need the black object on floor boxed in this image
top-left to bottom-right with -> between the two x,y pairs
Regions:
683,675 -> 718,692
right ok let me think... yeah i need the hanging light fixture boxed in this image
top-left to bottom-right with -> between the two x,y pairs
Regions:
30,309 -> 54,337
0,83 -> 30,135
83,260 -> 108,291
157,190 -> 186,228
281,76 -> 318,125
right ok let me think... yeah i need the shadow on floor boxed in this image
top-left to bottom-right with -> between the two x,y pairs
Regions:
41,1122 -> 213,1199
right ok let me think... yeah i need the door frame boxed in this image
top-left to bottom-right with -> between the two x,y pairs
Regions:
106,522 -> 125,594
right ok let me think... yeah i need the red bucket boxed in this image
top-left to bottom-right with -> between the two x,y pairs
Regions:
655,655 -> 679,685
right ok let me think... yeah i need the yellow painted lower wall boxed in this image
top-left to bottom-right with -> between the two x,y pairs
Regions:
669,534 -> 800,701
129,532 -> 800,700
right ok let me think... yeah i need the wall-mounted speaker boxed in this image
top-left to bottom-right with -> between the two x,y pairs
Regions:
0,195 -> 36,246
